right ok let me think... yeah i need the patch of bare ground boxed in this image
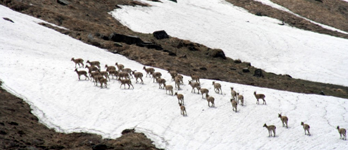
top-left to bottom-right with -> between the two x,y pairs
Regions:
271,0 -> 348,33
225,0 -> 348,39
0,0 -> 348,149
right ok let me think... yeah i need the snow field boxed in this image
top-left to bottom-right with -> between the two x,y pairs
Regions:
110,0 -> 348,86
1,4 -> 348,150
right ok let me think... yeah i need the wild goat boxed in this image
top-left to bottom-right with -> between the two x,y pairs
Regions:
89,71 -> 101,81
105,64 -> 116,72
71,58 -> 84,68
236,92 -> 244,106
337,126 -> 346,140
121,68 -> 133,78
117,72 -> 130,80
168,69 -> 178,81
74,69 -> 89,80
205,93 -> 215,107
301,122 -> 310,135
156,77 -> 166,89
143,66 -> 155,77
86,60 -> 100,68
263,123 -> 276,137
93,70 -> 110,81
254,91 -> 266,105
278,114 -> 289,128
92,74 -> 104,86
190,74 -> 200,83
197,87 -> 209,99
230,87 -> 237,100
179,103 -> 187,116
85,65 -> 100,73
212,81 -> 222,94
108,70 -> 118,79
176,74 -> 184,84
189,81 -> 200,93
98,77 -> 108,88
152,72 -> 162,82
132,71 -> 144,84
164,83 -> 173,96
119,79 -> 134,89
174,76 -> 181,90
115,62 -> 124,71
230,99 -> 238,112
175,92 -> 184,105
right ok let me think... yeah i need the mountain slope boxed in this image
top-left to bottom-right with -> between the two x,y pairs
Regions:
1,2 -> 348,150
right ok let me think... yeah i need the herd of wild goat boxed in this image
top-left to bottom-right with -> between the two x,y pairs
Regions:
71,57 -> 347,140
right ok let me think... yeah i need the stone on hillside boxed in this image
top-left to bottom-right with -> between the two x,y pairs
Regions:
109,33 -> 144,45
242,68 -> 250,73
57,0 -> 69,5
153,30 -> 169,39
254,69 -> 264,77
208,49 -> 226,59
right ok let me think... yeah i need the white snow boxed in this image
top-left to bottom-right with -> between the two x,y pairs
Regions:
110,0 -> 348,87
1,3 -> 348,150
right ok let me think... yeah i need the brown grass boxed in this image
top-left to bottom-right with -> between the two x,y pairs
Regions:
271,0 -> 348,32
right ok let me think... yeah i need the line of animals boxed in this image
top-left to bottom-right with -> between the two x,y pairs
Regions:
71,57 -> 347,140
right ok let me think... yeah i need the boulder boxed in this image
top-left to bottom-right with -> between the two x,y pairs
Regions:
109,33 -> 144,45
253,69 -> 264,77
208,49 -> 226,59
57,0 -> 69,5
92,144 -> 107,150
153,30 -> 169,39
242,68 -> 250,73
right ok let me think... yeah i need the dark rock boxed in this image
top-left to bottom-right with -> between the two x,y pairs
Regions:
242,68 -> 250,73
208,49 -> 226,59
200,67 -> 207,71
188,46 -> 197,51
18,130 -> 25,136
136,42 -> 163,50
245,62 -> 251,66
57,0 -> 69,5
253,69 -> 264,77
285,74 -> 292,78
121,129 -> 135,135
90,41 -> 102,47
230,67 -> 236,70
109,33 -> 144,45
255,12 -> 265,16
320,91 -> 325,95
153,30 -> 169,39
50,145 -> 65,149
234,59 -> 242,63
169,0 -> 177,2
9,122 -> 18,126
163,50 -> 176,56
315,0 -> 323,3
92,144 -> 107,150
3,17 -> 14,23
0,130 -> 7,135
